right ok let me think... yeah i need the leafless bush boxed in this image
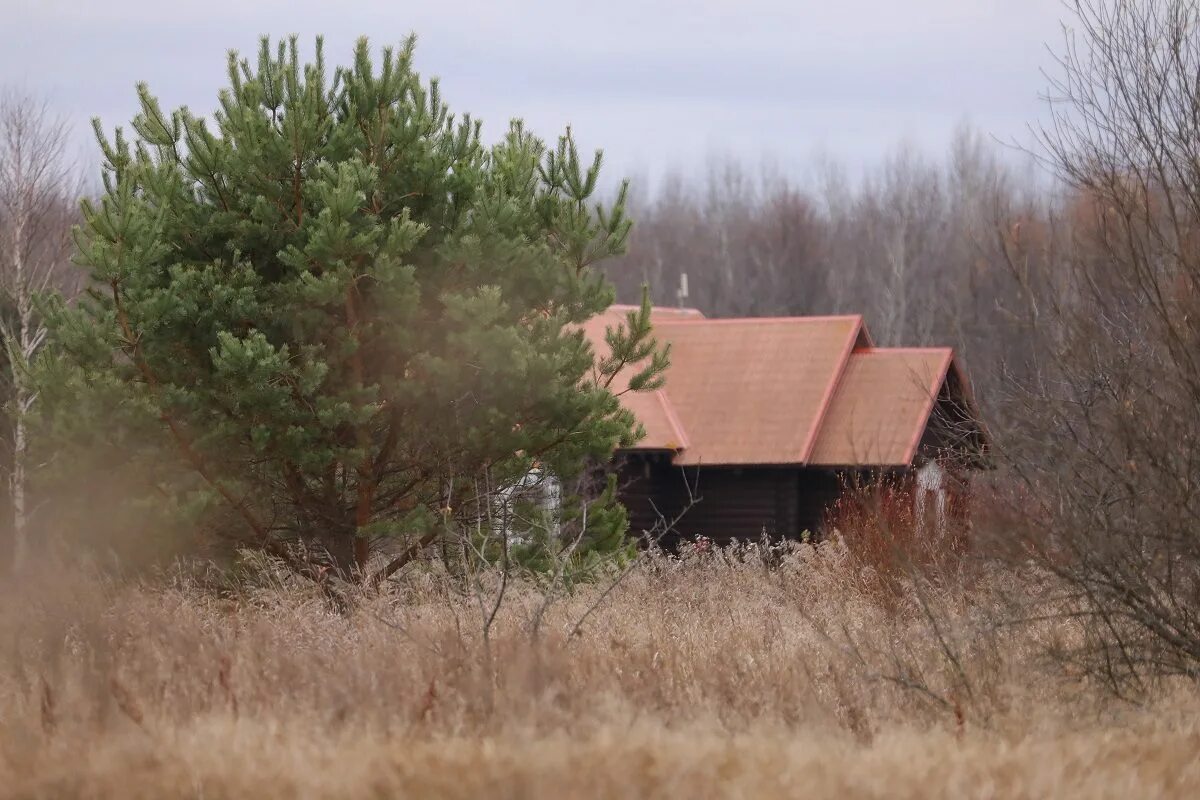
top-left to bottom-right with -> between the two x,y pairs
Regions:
999,0 -> 1200,687
824,478 -> 973,600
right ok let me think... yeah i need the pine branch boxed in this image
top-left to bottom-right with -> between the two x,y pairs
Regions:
110,279 -> 275,546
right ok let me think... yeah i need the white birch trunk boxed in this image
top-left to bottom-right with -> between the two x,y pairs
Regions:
5,186 -> 29,569
9,299 -> 40,570
10,408 -> 26,568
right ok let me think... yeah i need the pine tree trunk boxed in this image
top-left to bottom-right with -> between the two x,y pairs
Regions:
353,488 -> 372,575
345,284 -> 377,579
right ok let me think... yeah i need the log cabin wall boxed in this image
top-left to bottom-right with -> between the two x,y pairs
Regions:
617,455 -> 843,547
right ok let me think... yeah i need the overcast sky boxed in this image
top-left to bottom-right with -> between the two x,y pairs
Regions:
4,0 -> 1066,187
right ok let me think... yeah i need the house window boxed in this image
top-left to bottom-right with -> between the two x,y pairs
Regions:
915,461 -> 947,536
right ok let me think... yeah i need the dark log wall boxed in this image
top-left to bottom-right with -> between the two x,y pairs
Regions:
920,368 -> 990,469
617,455 -> 843,547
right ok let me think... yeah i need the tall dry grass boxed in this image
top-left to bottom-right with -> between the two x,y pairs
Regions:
1,541 -> 1198,799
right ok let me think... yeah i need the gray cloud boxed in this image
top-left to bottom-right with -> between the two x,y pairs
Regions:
4,0 -> 1064,185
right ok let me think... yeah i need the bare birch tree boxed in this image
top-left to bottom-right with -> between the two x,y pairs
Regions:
0,89 -> 79,569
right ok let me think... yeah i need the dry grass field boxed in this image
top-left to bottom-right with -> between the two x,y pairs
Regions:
2,542 -> 1198,799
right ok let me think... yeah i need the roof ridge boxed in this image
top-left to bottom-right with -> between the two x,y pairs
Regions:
654,388 -> 690,450
606,304 -> 704,315
655,314 -> 863,326
853,346 -> 955,355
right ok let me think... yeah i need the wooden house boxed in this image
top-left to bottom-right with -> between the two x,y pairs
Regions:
582,306 -> 989,547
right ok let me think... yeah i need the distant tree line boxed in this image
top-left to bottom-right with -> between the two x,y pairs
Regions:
604,126 -> 1059,421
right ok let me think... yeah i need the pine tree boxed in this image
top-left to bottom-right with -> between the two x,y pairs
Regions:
41,36 -> 665,580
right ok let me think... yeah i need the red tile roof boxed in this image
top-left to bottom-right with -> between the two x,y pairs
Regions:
652,316 -> 864,465
808,348 -> 953,466
584,306 -> 979,468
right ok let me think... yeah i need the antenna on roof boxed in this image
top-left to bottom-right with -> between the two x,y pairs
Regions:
676,272 -> 689,308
